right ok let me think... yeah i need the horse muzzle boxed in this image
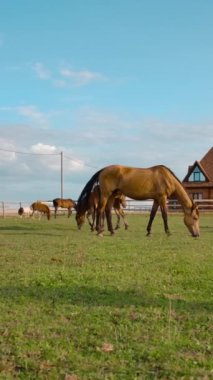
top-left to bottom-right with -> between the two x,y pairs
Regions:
191,231 -> 200,237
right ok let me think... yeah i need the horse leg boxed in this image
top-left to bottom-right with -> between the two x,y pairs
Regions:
146,200 -> 159,236
93,208 -> 98,231
159,197 -> 170,236
119,208 -> 128,230
114,209 -> 120,230
105,208 -> 114,235
86,209 -> 94,230
68,208 -> 72,218
105,195 -> 116,235
96,197 -> 108,235
54,207 -> 57,218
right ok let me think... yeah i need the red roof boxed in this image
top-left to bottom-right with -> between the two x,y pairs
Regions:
200,147 -> 213,182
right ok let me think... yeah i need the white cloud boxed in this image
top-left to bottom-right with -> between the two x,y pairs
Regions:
60,67 -> 106,86
32,62 -> 106,87
0,138 -> 16,163
52,79 -> 67,88
33,62 -> 51,80
30,143 -> 57,154
29,143 -> 86,172
0,107 -> 212,201
17,105 -> 49,127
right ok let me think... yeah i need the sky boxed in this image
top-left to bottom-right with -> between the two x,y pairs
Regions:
0,0 -> 213,202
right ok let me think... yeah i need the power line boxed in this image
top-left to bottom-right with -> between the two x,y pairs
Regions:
0,147 -> 98,169
0,148 -> 60,156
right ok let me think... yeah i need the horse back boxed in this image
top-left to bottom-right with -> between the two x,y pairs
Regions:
99,165 -> 177,200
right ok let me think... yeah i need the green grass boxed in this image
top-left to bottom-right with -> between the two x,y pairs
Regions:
0,213 -> 212,379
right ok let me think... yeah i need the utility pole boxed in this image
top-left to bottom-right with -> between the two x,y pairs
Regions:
60,151 -> 63,199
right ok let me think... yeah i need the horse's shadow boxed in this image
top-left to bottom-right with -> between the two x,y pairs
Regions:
0,225 -> 64,236
0,284 -> 212,313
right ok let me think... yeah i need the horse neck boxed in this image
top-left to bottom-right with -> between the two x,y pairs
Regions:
173,179 -> 192,214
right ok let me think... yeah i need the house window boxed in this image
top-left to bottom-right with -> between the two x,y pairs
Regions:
191,193 -> 203,200
188,166 -> 205,182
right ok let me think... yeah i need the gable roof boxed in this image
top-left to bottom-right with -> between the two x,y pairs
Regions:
183,147 -> 213,182
200,147 -> 213,182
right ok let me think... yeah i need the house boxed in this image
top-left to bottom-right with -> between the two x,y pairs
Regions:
182,147 -> 213,200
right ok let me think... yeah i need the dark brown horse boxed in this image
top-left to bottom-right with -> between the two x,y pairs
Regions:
76,165 -> 200,237
18,206 -> 31,218
30,202 -> 51,220
53,198 -> 76,218
76,184 -> 128,231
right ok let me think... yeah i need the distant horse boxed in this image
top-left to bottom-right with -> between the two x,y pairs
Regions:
76,184 -> 128,230
18,206 -> 31,218
53,198 -> 76,218
30,202 -> 51,220
76,165 -> 200,237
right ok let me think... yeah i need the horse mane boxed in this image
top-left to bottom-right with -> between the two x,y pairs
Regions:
77,168 -> 104,205
53,198 -> 59,207
159,165 -> 183,186
160,165 -> 195,207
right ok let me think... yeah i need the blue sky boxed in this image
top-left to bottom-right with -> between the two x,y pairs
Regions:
0,0 -> 212,202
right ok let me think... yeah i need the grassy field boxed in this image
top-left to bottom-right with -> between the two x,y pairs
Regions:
0,213 -> 212,379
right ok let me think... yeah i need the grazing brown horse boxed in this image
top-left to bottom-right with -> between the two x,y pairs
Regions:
76,184 -> 128,231
30,202 -> 51,220
76,165 -> 200,237
53,198 -> 76,218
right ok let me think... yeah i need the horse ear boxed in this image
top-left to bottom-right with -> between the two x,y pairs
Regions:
191,202 -> 199,216
191,201 -> 197,210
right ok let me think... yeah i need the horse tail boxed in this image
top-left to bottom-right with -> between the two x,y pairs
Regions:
77,168 -> 104,205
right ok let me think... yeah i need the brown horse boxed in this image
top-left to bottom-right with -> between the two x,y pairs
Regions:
53,198 -> 76,218
76,165 -> 200,237
76,184 -> 128,230
30,202 -> 51,220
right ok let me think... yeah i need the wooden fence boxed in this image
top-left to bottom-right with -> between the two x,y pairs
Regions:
0,199 -> 213,217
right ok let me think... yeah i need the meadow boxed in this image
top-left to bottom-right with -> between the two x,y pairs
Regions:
0,213 -> 212,379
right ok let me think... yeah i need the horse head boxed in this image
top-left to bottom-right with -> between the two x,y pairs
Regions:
184,202 -> 200,237
75,202 -> 86,230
